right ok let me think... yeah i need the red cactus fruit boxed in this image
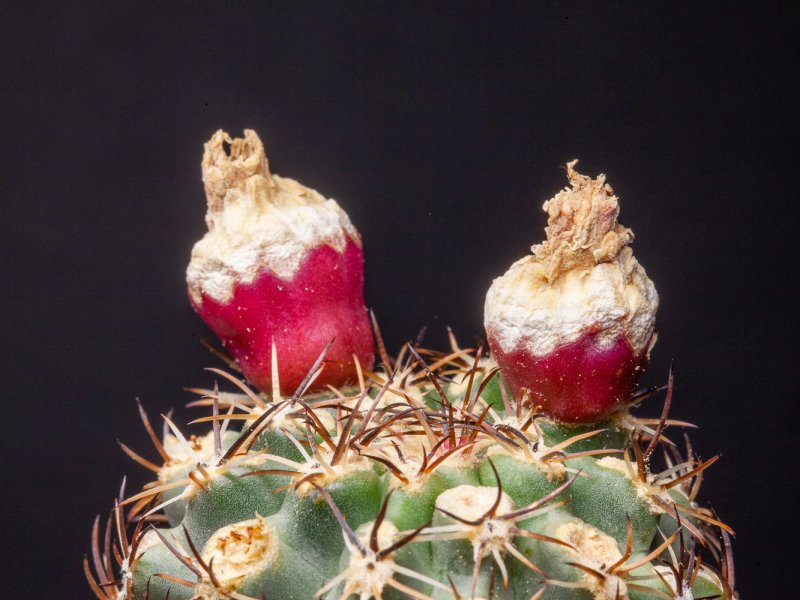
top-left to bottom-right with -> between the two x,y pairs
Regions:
187,130 -> 374,394
484,161 -> 658,422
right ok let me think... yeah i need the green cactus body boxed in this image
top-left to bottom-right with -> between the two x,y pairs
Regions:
91,357 -> 733,600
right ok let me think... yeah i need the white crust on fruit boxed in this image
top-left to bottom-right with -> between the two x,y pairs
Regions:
484,160 -> 658,356
187,129 -> 360,304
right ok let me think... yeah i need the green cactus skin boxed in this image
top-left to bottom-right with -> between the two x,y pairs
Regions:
87,349 -> 735,600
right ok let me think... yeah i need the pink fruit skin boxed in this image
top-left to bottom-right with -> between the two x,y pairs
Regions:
190,239 -> 374,394
488,330 -> 650,422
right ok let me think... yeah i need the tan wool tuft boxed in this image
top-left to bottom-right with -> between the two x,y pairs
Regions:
187,129 -> 360,304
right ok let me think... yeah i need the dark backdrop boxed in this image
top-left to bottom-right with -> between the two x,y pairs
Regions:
2,3 -> 798,597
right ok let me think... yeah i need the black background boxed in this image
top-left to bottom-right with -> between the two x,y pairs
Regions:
2,3 -> 798,598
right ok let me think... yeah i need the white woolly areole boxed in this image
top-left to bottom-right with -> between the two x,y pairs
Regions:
485,161 -> 658,356
435,485 -> 514,523
555,521 -> 628,600
158,430 -> 217,483
337,520 -> 401,598
200,515 -> 277,593
187,130 -> 360,304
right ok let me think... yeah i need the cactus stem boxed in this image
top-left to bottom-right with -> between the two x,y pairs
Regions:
91,141 -> 738,598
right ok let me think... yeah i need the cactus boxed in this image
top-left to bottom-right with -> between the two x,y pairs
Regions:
87,131 -> 736,600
